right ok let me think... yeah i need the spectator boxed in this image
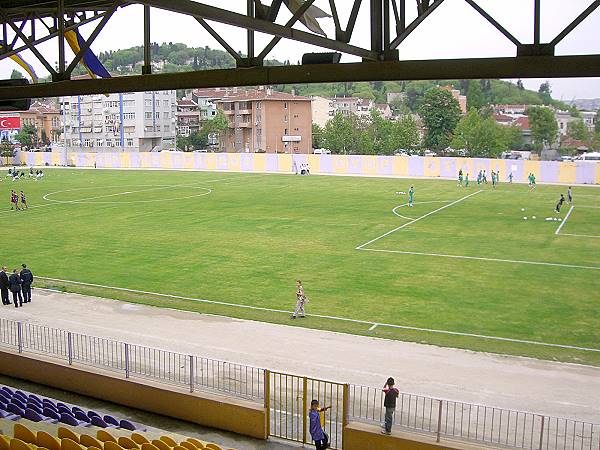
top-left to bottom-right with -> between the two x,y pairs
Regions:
0,266 -> 9,305
8,268 -> 23,308
20,264 -> 33,303
291,279 -> 307,319
309,399 -> 330,449
382,377 -> 399,435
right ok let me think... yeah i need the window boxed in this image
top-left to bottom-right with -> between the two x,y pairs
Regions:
96,138 -> 103,147
126,138 -> 134,147
164,125 -> 170,132
83,139 -> 92,147
164,112 -> 169,119
284,102 -> 288,109
294,127 -> 299,132
293,114 -> 299,118
163,100 -> 169,107
123,100 -> 135,107
145,112 -> 152,119
123,112 -> 135,120
144,99 -> 152,107
284,115 -> 288,123
155,112 -> 160,119
106,139 -> 114,147
256,102 -> 262,110
284,128 -> 288,135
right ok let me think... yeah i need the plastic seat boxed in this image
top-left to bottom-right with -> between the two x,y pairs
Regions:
8,404 -> 25,418
28,395 -> 42,404
87,411 -> 101,419
10,399 -> 26,410
1,387 -> 14,396
117,438 -> 138,450
24,408 -> 46,423
103,442 -> 124,450
0,435 -> 9,450
90,416 -> 109,428
26,403 -> 43,414
61,438 -> 84,450
140,444 -> 158,450
130,435 -> 148,446
96,431 -> 116,444
72,406 -> 86,415
13,392 -> 28,402
60,413 -> 81,427
203,445 -> 222,450
74,411 -> 91,423
171,446 -> 187,450
150,441 -> 170,450
119,421 -> 136,432
58,406 -> 72,416
9,439 -> 33,450
13,423 -> 34,442
178,442 -> 195,450
57,428 -> 79,444
184,441 -> 203,450
102,416 -> 118,427
44,408 -> 61,421
37,432 -> 60,450
158,438 -> 176,448
79,436 -> 103,449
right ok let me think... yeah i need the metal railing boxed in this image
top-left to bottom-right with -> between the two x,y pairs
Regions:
0,318 -> 263,401
348,384 -> 600,450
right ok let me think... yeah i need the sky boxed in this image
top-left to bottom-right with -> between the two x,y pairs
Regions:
1,0 -> 600,100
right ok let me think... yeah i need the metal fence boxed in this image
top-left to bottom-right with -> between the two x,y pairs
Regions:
0,318 -> 263,401
348,384 -> 600,450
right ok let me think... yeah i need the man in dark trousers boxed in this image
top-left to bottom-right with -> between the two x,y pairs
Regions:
20,264 -> 33,303
0,267 -> 9,305
8,269 -> 23,308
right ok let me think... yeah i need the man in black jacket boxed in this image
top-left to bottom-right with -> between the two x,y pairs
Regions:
0,267 -> 9,305
8,269 -> 23,308
20,264 -> 33,303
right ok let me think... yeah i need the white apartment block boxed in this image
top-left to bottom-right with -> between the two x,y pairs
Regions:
61,90 -> 176,152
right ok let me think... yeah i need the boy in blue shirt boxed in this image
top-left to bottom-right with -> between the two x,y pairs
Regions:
309,399 -> 330,449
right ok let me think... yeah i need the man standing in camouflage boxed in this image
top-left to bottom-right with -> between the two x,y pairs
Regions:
291,280 -> 307,319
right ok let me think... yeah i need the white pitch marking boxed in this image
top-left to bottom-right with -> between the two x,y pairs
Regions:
34,278 -> 600,353
558,233 -> 600,239
555,205 -> 574,235
358,247 -> 600,271
357,190 -> 483,250
368,323 -> 378,331
575,205 -> 600,209
392,200 -> 453,220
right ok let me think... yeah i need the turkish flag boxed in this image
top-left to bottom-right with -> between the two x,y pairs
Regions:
0,117 -> 21,130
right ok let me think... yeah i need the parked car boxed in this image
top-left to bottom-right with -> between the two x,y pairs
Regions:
561,155 -> 574,162
313,148 -> 331,154
423,150 -> 437,157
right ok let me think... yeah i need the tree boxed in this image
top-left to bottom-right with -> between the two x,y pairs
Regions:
15,124 -> 37,149
419,87 -> 461,150
538,81 -> 553,104
527,106 -> 558,150
467,80 -> 485,110
592,132 -> 600,150
567,119 -> 590,142
450,109 -> 515,157
201,109 -> 228,147
322,112 -> 368,154
10,69 -> 24,79
595,109 -> 600,133
0,139 -> 14,165
312,123 -> 323,149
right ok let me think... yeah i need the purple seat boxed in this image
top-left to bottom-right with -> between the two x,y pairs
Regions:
10,398 -> 26,410
29,394 -> 42,403
24,408 -> 46,422
103,415 -> 119,426
0,409 -> 18,421
74,410 -> 91,423
90,416 -> 109,428
8,403 -> 25,417
57,402 -> 69,409
87,410 -> 100,419
43,400 -> 57,409
26,403 -> 43,414
57,405 -> 72,415
119,419 -> 137,431
0,391 -> 10,402
28,397 -> 42,407
43,408 -> 60,421
1,387 -> 14,396
59,413 -> 80,427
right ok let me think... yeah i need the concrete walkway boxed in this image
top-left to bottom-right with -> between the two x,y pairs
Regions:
1,289 -> 599,424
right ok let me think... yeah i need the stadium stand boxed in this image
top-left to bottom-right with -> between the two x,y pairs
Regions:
0,386 -> 235,450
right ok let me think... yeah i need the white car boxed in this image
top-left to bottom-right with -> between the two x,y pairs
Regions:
423,150 -> 437,157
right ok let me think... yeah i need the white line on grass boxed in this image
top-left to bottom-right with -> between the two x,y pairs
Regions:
559,233 -> 600,239
555,205 -> 574,235
36,277 -> 600,353
392,200 -> 452,220
368,324 -> 379,331
358,247 -> 600,271
357,190 -> 483,250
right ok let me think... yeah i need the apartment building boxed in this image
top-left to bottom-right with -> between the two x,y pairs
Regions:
60,90 -> 176,152
0,101 -> 61,146
215,88 -> 312,153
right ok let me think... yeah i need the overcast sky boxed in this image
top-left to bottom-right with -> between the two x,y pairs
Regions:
2,0 -> 600,99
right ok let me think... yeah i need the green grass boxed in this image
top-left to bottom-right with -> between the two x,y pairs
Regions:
4,168 -> 600,365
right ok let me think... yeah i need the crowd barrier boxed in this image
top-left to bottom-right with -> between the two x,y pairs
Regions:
0,317 -> 598,450
17,151 -> 600,185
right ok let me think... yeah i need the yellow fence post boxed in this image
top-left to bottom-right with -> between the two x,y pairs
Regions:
264,369 -> 270,439
303,376 -> 308,444
343,383 -> 349,428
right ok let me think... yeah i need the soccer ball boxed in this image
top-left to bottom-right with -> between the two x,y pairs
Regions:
532,216 -> 536,219
558,218 -> 562,221
521,208 -> 525,212
523,217 -> 528,220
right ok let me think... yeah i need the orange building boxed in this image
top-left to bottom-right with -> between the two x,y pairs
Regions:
215,89 -> 312,154
0,101 -> 62,146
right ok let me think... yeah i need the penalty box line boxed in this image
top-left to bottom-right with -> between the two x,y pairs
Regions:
356,190 -> 484,250
36,276 -> 600,354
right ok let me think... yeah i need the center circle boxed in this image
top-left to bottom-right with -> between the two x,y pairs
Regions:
43,184 -> 212,204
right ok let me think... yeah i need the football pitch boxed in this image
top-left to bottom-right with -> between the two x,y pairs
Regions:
3,168 -> 600,365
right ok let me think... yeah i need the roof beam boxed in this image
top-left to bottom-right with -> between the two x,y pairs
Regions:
2,55 -> 600,100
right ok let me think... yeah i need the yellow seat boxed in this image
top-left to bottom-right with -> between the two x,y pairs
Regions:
36,432 -> 60,450
171,446 -> 187,450
157,439 -> 175,449
95,433 -> 116,445
203,445 -> 222,450
139,445 -> 158,450
177,443 -> 195,450
10,439 -> 32,450
102,442 -> 124,450
79,436 -> 103,450
61,439 -> 84,450
150,441 -> 169,450
129,436 -> 148,446
88,447 -> 102,450
0,436 -> 10,450
116,438 -> 137,450
14,425 -> 36,446
183,440 -> 203,450
57,430 -> 79,445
